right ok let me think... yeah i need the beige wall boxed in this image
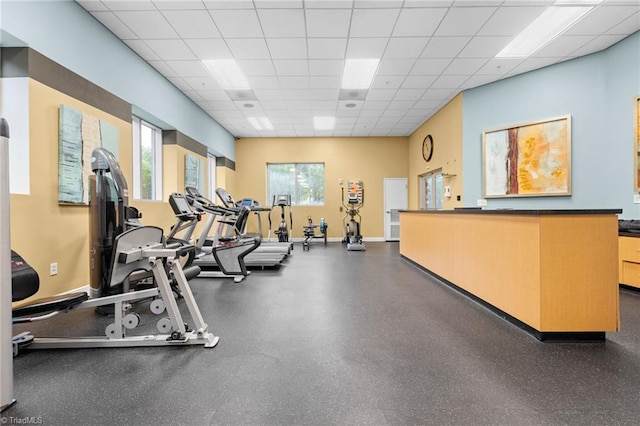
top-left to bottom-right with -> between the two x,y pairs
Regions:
234,137 -> 409,239
10,79 -> 132,299
10,80 -> 208,299
408,94 -> 464,210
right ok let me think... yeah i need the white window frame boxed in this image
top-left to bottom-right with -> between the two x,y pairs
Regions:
267,162 -> 325,206
132,116 -> 162,201
419,169 -> 444,210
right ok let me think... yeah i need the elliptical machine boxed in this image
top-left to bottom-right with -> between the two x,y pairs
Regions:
342,180 -> 365,251
269,195 -> 292,243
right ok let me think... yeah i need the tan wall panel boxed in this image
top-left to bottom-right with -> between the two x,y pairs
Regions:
234,137 -> 409,239
408,94 -> 463,210
10,79 -> 132,299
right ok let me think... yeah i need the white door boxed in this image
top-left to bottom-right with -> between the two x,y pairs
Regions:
384,178 -> 408,241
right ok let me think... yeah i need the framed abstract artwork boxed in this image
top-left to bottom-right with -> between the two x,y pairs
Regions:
482,115 -> 571,198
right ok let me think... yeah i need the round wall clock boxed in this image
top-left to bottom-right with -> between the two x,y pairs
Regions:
422,134 -> 434,162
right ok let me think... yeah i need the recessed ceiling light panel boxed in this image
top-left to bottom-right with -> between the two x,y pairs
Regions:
341,59 -> 380,90
203,59 -> 251,90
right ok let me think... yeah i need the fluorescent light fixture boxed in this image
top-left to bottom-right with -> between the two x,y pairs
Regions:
314,116 -> 335,130
202,59 -> 250,90
496,6 -> 594,58
341,59 -> 380,90
247,117 -> 273,131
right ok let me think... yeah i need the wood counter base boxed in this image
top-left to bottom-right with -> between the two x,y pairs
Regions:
400,209 -> 621,341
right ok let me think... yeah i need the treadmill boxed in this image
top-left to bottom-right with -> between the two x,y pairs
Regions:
184,187 -> 287,270
215,187 -> 293,255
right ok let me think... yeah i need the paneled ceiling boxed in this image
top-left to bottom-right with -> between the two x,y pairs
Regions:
75,0 -> 640,138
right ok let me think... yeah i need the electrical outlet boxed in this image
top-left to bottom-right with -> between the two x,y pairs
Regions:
634,194 -> 640,204
477,199 -> 488,207
50,262 -> 58,276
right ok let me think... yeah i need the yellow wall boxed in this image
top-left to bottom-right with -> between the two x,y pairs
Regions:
408,94 -> 463,210
234,137 -> 409,239
10,79 -> 132,298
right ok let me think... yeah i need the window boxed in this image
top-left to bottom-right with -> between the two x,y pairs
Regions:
208,154 -> 216,201
267,163 -> 324,206
132,116 -> 162,201
420,169 -> 443,210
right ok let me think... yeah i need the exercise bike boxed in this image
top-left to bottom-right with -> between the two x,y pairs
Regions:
342,180 -> 365,251
269,195 -> 293,243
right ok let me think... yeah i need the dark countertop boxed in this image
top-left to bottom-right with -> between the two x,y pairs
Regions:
400,208 -> 623,215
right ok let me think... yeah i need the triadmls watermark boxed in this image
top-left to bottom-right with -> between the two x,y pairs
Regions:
0,416 -> 44,425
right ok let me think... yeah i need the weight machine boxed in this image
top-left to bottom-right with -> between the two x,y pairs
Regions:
342,180 -> 365,251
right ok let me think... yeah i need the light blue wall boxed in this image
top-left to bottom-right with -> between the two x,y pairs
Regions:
463,31 -> 640,218
0,0 -> 236,160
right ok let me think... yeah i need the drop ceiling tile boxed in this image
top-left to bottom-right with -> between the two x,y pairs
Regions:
105,1 -> 156,11
377,58 -> 416,75
203,0 -> 255,9
273,59 -> 310,75
267,109 -> 292,117
312,100 -> 339,110
77,0 -> 109,11
199,89 -> 231,101
309,59 -> 344,75
533,35 -> 596,58
357,109 -> 383,118
162,10 -> 221,38
476,7 -> 545,36
279,76 -> 310,89
336,117 -> 357,125
444,58 -> 487,75
115,11 -> 178,39
266,38 -> 308,59
257,9 -> 306,37
421,87 -> 456,100
421,36 -> 471,58
392,8 -> 448,37
260,101 -> 288,110
309,75 -> 342,89
170,61 -> 212,78
308,38 -> 348,59
475,58 -> 522,76
227,38 -> 271,59
283,89 -> 311,100
383,37 -> 429,59
366,89 -> 398,100
570,34 -> 628,57
210,10 -> 263,38
393,89 -> 425,101
208,101 -> 239,111
306,9 -> 352,37
371,75 -> 405,89
255,0 -> 304,8
167,76 -> 190,90
308,89 -> 340,100
404,0 -> 454,5
388,99 -> 417,110
459,74 -> 502,90
411,58 -> 452,75
350,9 -> 401,37
566,5 -> 640,36
153,1 -> 206,10
276,130 -> 298,136
145,39 -> 198,60
401,75 -> 437,89
346,38 -> 389,59
247,76 -> 281,89
149,60 -> 178,77
305,0 -> 353,8
185,39 -> 233,59
125,40 -> 161,60
434,7 -> 497,36
506,57 -> 559,77
458,36 -> 512,58
605,12 -> 640,35
430,75 -> 468,89
182,76 -> 222,90
253,89 -> 285,100
90,12 -> 138,39
500,0 -> 553,5
413,99 -> 440,110
238,60 -> 277,76
354,0 -> 402,8
362,100 -> 391,109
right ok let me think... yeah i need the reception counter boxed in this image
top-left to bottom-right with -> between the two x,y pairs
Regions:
399,209 -> 621,341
